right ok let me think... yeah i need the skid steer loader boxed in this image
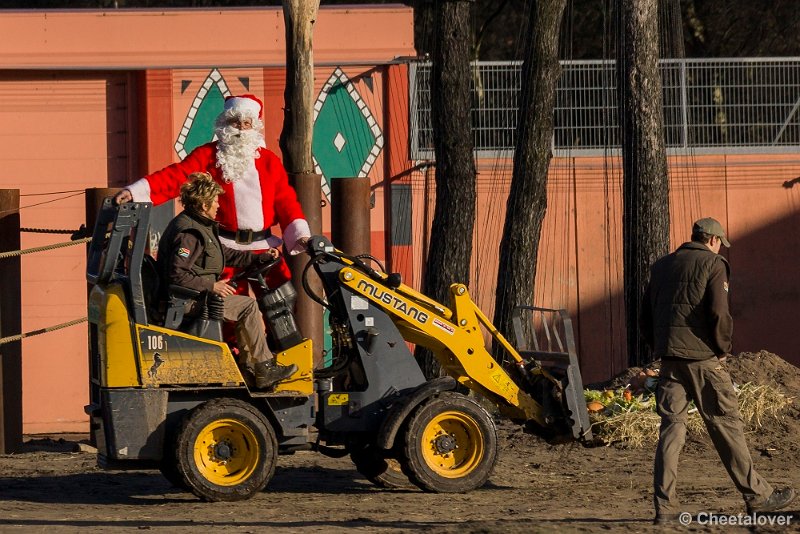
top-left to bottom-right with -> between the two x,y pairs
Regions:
85,200 -> 592,501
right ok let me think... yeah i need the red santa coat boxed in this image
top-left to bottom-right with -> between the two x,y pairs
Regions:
127,141 -> 309,285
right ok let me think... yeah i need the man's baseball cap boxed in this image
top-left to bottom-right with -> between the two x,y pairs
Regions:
693,217 -> 731,247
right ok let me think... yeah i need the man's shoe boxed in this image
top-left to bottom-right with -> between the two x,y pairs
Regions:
254,361 -> 298,390
653,513 -> 680,525
746,487 -> 796,514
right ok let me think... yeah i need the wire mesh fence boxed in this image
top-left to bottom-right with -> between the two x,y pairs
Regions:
410,58 -> 800,158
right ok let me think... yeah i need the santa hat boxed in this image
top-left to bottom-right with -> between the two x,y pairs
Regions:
224,94 -> 263,120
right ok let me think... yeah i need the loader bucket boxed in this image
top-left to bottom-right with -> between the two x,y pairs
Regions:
511,306 -> 593,443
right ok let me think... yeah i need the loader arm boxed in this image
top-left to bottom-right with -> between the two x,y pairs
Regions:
340,265 -> 546,422
307,236 -> 592,441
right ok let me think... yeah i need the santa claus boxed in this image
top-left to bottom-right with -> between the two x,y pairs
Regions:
117,94 -> 311,288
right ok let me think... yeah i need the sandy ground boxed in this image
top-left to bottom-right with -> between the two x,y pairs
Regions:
1,351 -> 797,533
0,424 -> 797,533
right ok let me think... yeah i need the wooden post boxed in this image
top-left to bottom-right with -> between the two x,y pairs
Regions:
281,0 -> 323,365
331,177 -> 371,256
279,0 -> 319,173
286,174 -> 324,367
0,189 -> 22,453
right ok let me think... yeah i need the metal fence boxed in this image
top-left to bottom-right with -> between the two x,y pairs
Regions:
409,58 -> 800,158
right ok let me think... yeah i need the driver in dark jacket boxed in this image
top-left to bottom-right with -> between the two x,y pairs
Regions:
158,172 -> 296,390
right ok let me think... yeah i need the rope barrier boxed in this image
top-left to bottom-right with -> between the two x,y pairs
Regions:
0,189 -> 104,348
0,317 -> 88,346
0,191 -> 85,217
0,237 -> 92,259
21,189 -> 85,197
20,227 -> 79,235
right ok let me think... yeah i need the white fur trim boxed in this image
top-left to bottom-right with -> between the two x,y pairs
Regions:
232,162 -> 265,230
224,96 -> 261,119
284,218 -> 312,255
126,178 -> 152,203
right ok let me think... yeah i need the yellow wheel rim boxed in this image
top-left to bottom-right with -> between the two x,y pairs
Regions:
193,418 -> 260,486
420,410 -> 484,478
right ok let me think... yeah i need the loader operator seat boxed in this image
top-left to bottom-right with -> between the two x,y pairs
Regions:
139,254 -> 223,342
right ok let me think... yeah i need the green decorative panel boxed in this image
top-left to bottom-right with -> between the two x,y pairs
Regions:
174,69 -> 231,159
312,68 -> 383,199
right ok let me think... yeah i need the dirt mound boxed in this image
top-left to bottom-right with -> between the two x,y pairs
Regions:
723,351 -> 800,455
591,350 -> 800,395
727,350 -> 800,394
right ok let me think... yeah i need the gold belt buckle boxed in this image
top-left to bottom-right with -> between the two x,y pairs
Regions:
236,228 -> 254,245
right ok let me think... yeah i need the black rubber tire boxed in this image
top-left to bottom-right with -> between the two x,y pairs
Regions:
175,398 -> 277,502
159,461 -> 187,490
400,392 -> 497,493
350,444 -> 412,489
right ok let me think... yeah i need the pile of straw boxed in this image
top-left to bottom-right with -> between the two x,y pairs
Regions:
589,383 -> 792,448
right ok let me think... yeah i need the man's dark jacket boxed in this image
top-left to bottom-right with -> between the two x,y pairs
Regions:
641,242 -> 732,360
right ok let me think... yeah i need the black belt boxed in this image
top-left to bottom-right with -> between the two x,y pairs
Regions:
219,228 -> 273,245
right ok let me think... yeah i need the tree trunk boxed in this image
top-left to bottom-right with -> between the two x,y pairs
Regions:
281,0 -> 324,366
415,0 -> 477,379
616,0 -> 670,367
493,0 -> 567,349
280,0 -> 318,174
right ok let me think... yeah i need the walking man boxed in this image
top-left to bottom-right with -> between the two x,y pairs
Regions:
642,217 -> 795,524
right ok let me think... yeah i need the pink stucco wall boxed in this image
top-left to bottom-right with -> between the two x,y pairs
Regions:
397,154 -> 800,384
0,6 -> 415,69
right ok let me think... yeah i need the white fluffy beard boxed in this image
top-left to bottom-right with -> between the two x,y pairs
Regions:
215,125 -> 265,184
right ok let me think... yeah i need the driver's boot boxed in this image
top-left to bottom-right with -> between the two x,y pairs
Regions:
254,360 -> 298,390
